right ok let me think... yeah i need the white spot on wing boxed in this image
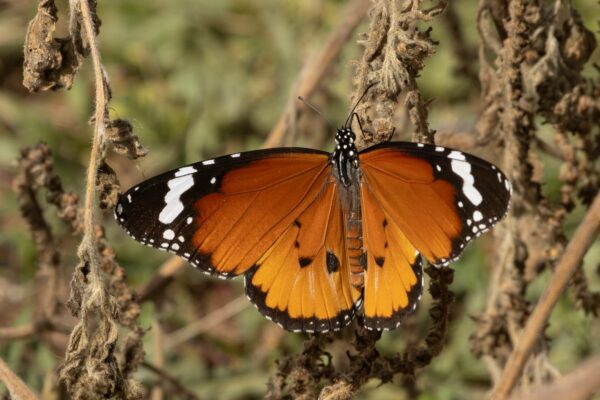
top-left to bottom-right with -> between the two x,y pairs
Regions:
175,166 -> 197,177
435,146 -> 444,152
116,204 -> 123,215
451,160 -> 483,206
202,159 -> 215,166
186,217 -> 193,224
448,150 -> 466,161
171,243 -> 180,251
158,175 -> 195,224
230,153 -> 241,158
210,177 -> 216,184
417,143 -> 424,147
127,194 -> 132,203
163,229 -> 175,240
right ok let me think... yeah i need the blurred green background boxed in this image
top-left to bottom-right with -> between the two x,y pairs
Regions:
1,1 -> 600,399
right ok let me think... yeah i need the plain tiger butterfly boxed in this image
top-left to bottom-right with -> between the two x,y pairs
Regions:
115,116 -> 511,333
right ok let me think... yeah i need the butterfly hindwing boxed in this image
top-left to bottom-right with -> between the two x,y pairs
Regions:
358,142 -> 511,266
115,148 -> 331,278
360,183 -> 423,330
245,181 -> 362,332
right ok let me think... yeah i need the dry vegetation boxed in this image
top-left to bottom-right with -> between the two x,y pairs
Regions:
1,0 -> 600,399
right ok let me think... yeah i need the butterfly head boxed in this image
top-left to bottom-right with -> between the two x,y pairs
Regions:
333,127 -> 359,187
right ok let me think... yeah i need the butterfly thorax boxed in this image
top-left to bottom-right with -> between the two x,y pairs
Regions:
332,127 -> 359,187
332,128 -> 366,289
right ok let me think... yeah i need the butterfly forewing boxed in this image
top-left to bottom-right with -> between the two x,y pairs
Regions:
115,148 -> 330,278
358,142 -> 511,266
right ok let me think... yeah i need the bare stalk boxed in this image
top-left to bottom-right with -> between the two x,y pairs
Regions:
491,192 -> 600,399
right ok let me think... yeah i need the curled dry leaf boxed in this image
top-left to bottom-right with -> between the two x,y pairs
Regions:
106,119 -> 148,160
97,161 -> 121,213
23,0 -> 83,92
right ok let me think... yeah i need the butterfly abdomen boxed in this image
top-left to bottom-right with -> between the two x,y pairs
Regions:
338,165 -> 366,289
345,215 -> 366,288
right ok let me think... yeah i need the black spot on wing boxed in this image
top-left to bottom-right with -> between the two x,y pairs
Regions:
326,251 -> 340,273
299,257 -> 312,267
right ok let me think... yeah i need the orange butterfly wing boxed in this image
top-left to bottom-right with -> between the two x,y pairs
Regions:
116,149 -> 332,278
359,142 -> 511,266
357,142 -> 510,329
360,184 -> 423,330
245,181 -> 361,332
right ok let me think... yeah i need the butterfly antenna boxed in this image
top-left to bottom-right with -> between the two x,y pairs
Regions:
297,96 -> 335,131
344,82 -> 377,128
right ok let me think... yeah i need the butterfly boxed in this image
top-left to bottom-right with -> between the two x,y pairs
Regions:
115,120 -> 511,333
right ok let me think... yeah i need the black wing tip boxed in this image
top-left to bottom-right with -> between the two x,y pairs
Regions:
244,265 -> 355,333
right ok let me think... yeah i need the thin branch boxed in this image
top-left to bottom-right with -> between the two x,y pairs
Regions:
77,0 -> 106,286
138,256 -> 188,303
0,319 -> 72,341
151,319 -> 165,400
532,136 -> 563,161
165,295 -> 249,350
263,0 -> 372,148
0,324 -> 37,342
0,356 -> 39,400
511,353 -> 600,400
491,192 -> 600,399
142,361 -> 201,400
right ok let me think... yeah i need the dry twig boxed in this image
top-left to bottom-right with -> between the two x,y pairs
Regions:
142,361 -> 201,400
264,0 -> 372,148
165,295 -> 249,350
0,356 -> 39,400
491,192 -> 600,398
510,353 -> 600,400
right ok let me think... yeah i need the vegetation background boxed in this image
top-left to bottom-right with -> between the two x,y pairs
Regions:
0,0 -> 599,399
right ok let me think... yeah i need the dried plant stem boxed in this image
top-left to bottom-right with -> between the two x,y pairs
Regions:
165,295 -> 249,350
511,353 -> 600,400
0,356 -> 39,400
264,0 -> 371,148
138,257 -> 188,302
151,320 -> 165,400
77,0 -> 106,286
491,192 -> 600,399
142,361 -> 201,400
0,323 -> 37,341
